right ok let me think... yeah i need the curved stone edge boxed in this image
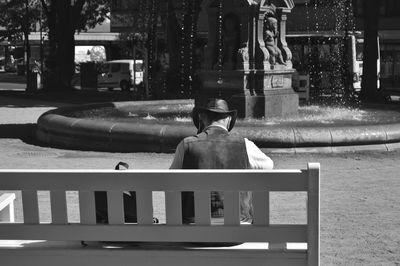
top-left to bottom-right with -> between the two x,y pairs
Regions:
36,101 -> 400,153
261,142 -> 400,154
36,100 -> 197,153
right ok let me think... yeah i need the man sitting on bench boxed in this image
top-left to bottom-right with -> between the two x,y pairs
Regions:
170,98 -> 274,224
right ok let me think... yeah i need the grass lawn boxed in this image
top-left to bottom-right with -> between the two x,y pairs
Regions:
0,99 -> 399,265
2,150 -> 400,266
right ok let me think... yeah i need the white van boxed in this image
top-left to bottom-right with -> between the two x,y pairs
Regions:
97,60 -> 143,91
350,35 -> 381,91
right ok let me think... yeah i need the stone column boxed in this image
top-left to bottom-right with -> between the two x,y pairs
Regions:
276,7 -> 293,68
256,5 -> 271,71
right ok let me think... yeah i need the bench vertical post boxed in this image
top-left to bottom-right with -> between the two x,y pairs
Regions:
194,191 -> 211,225
307,163 -> 320,266
165,192 -> 182,225
224,191 -> 240,226
252,191 -> 269,226
51,190 -> 68,224
136,191 -> 154,224
107,191 -> 125,224
22,190 -> 39,224
79,191 -> 96,224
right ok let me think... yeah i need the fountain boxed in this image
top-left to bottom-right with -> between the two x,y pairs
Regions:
196,0 -> 298,118
36,0 -> 400,153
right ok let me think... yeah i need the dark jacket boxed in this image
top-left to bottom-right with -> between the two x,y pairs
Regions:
182,126 -> 250,169
181,126 -> 251,223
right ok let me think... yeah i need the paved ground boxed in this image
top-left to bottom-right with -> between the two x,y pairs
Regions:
0,90 -> 399,265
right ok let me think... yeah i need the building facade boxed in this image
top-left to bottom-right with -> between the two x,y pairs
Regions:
353,0 -> 400,90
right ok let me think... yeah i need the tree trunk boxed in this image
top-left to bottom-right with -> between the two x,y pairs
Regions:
24,0 -> 31,88
43,5 -> 56,90
54,26 -> 75,90
360,0 -> 381,102
43,1 -> 76,91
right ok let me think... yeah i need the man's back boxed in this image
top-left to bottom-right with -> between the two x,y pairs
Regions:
182,127 -> 250,169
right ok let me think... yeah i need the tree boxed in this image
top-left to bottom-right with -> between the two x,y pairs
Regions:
0,0 -> 41,77
359,0 -> 381,102
39,0 -> 110,91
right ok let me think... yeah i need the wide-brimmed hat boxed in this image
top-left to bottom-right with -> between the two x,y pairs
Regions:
192,98 -> 237,131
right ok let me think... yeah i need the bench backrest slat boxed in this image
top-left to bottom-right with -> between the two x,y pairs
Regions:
107,191 -> 125,225
165,191 -> 182,225
78,191 -> 96,224
136,190 -> 154,224
21,190 -> 39,224
194,191 -> 211,225
0,170 -> 308,191
223,191 -> 240,226
252,191 -> 270,226
51,190 -> 68,224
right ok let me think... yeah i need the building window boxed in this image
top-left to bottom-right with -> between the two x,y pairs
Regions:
381,44 -> 400,88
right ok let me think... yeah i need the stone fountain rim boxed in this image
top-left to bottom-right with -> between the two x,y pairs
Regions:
36,99 -> 400,153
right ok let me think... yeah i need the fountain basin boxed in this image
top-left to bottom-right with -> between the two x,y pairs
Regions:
36,100 -> 400,153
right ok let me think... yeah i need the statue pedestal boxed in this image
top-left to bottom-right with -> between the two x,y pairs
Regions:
230,89 -> 299,118
196,69 -> 299,118
195,70 -> 247,100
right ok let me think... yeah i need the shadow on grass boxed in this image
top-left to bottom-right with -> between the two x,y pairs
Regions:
0,124 -> 44,147
0,90 -> 142,108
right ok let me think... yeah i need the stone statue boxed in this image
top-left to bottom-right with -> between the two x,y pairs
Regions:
263,5 -> 286,65
237,42 -> 249,68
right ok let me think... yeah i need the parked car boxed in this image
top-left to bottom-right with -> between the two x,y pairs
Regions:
0,57 -> 5,72
97,60 -> 143,91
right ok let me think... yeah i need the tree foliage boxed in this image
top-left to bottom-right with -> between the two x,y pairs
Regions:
39,0 -> 109,33
0,0 -> 41,42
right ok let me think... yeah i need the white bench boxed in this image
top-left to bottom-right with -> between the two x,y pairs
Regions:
0,164 -> 320,266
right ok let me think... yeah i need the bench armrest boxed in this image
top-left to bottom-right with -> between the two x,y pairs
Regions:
0,193 -> 16,223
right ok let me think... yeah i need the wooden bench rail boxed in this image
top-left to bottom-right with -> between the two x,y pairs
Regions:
0,170 -> 309,191
0,244 -> 310,266
0,193 -> 16,223
0,164 -> 320,266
